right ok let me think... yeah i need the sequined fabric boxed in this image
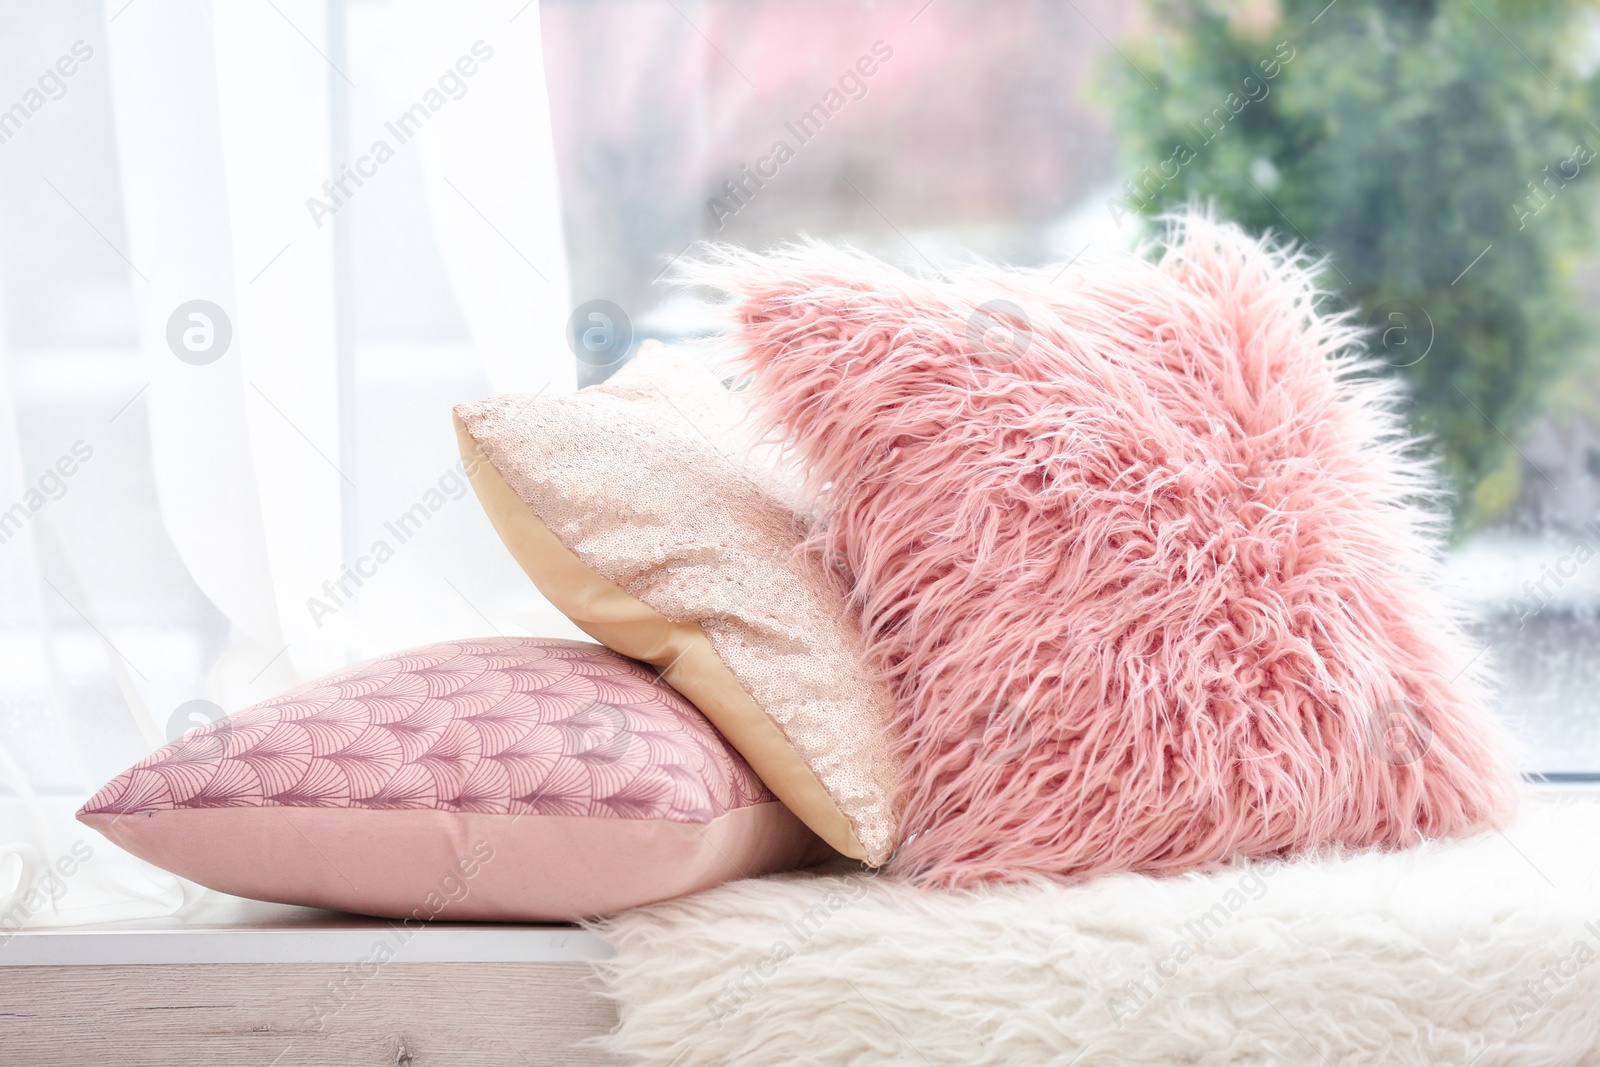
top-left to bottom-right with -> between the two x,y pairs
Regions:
455,347 -> 902,862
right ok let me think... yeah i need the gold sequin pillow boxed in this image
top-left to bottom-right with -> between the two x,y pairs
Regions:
453,343 -> 902,864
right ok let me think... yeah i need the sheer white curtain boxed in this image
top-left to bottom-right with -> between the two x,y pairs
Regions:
110,0 -> 340,701
0,0 -> 575,927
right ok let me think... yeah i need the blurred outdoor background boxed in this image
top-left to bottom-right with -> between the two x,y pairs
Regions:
541,0 -> 1600,773
5,0 -> 1600,921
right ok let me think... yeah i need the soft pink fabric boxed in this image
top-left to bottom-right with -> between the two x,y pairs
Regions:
687,213 -> 1519,887
79,804 -> 816,922
79,638 -> 822,919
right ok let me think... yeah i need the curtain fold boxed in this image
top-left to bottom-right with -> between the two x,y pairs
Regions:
0,0 -> 571,929
391,0 -> 576,398
103,0 -> 300,699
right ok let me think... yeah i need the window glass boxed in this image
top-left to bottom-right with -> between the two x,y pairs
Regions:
543,0 -> 1600,774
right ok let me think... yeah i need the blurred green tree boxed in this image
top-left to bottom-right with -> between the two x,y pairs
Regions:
1112,0 -> 1600,528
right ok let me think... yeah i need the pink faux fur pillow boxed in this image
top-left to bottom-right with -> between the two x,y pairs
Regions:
688,214 -> 1518,887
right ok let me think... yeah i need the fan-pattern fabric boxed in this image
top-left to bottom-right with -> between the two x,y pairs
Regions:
78,639 -> 821,921
687,213 -> 1518,888
82,638 -> 771,822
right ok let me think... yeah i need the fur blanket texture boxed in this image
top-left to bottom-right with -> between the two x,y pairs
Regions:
593,790 -> 1600,1066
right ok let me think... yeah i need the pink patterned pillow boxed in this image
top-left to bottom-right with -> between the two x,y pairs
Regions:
79,639 -> 823,920
687,214 -> 1518,887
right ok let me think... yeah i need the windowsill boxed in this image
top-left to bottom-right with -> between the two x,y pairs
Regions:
10,783 -> 1592,968
1,894 -> 613,967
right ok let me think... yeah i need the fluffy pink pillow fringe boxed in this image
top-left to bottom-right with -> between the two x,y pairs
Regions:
680,212 -> 1518,888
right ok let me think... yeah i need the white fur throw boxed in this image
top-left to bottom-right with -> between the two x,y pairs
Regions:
592,792 -> 1600,1065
